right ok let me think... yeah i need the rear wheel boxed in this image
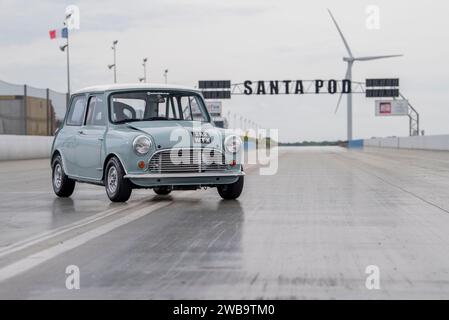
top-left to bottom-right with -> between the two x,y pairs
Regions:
217,175 -> 244,200
105,157 -> 132,202
52,155 -> 75,197
153,186 -> 172,196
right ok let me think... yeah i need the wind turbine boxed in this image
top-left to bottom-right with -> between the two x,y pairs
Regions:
328,9 -> 403,141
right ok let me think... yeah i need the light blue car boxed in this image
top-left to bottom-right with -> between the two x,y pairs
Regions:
51,84 -> 244,202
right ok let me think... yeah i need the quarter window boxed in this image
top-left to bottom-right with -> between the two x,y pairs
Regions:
66,95 -> 86,126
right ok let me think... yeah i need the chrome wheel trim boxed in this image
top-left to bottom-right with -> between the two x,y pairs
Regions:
53,163 -> 62,189
107,166 -> 118,194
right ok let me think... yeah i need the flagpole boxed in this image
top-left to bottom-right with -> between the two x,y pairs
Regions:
113,42 -> 117,83
63,13 -> 72,102
66,28 -> 70,97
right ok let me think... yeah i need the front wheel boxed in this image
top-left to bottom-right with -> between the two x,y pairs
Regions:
52,155 -> 75,197
217,175 -> 244,200
105,157 -> 132,202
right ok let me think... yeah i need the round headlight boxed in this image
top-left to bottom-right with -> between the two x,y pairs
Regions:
133,135 -> 152,155
224,135 -> 242,154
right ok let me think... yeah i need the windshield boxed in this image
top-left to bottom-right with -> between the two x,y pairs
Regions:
109,91 -> 210,124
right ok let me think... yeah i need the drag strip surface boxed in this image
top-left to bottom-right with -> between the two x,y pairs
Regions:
2,147 -> 449,299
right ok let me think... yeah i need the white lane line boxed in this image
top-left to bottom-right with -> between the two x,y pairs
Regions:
1,155 -> 264,258
0,158 -> 263,277
0,201 -> 172,283
0,191 -> 104,194
0,192 -> 53,194
0,198 -> 156,258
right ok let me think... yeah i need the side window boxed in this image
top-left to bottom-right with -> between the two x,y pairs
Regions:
178,96 -> 208,121
190,97 -> 205,121
180,96 -> 193,120
167,98 -> 179,119
66,95 -> 86,126
86,95 -> 106,126
111,98 -> 146,122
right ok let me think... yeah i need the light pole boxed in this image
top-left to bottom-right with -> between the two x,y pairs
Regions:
60,13 -> 72,97
164,69 -> 168,84
108,40 -> 118,83
142,58 -> 148,83
59,42 -> 70,97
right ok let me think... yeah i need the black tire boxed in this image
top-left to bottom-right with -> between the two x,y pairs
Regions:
105,157 -> 132,202
217,175 -> 244,200
52,154 -> 75,198
153,186 -> 172,195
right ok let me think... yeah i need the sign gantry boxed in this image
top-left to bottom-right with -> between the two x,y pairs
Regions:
198,78 -> 420,137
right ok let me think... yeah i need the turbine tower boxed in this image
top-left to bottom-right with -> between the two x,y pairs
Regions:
328,9 -> 403,141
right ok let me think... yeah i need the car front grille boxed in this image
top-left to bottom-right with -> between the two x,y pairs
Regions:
148,148 -> 227,173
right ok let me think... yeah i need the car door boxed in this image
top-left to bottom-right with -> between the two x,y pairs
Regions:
75,93 -> 107,180
60,94 -> 87,176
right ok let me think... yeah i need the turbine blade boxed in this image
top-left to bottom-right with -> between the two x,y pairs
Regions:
335,67 -> 351,114
354,54 -> 403,61
334,93 -> 343,114
327,9 -> 353,58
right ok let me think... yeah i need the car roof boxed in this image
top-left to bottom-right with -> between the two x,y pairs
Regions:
73,83 -> 201,95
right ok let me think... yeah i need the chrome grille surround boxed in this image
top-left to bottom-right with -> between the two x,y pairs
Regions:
148,148 -> 227,173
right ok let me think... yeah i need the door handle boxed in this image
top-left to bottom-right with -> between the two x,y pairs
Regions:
78,130 -> 86,135
98,137 -> 104,141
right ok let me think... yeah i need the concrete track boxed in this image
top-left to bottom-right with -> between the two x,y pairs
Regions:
1,146 -> 449,299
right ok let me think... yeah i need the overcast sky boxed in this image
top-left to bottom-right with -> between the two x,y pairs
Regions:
1,0 -> 448,142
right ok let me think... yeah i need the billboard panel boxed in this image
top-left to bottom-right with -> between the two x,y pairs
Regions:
198,80 -> 231,89
375,100 -> 409,116
202,91 -> 231,99
366,78 -> 400,87
205,101 -> 222,117
366,89 -> 400,98
191,100 -> 223,117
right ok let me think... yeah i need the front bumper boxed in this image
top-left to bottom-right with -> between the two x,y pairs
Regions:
125,171 -> 244,187
124,171 -> 244,179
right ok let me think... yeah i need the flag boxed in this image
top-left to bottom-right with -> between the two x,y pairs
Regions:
49,27 -> 68,40
49,30 -> 57,39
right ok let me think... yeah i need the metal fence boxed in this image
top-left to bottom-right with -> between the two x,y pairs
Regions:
0,79 -> 67,136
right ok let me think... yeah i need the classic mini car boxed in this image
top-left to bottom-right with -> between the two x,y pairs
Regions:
51,84 -> 244,202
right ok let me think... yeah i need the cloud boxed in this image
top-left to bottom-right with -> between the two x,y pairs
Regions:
0,0 -> 449,141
